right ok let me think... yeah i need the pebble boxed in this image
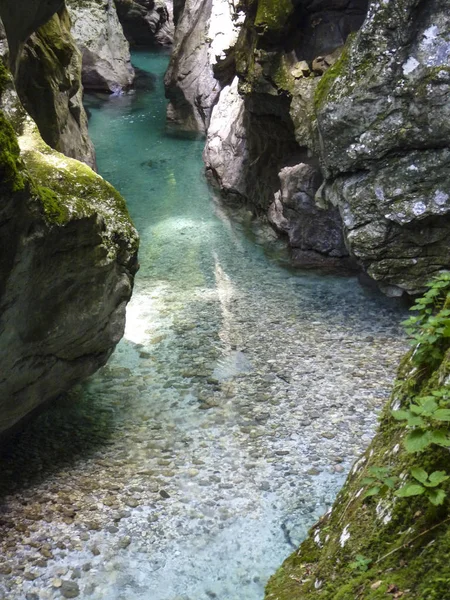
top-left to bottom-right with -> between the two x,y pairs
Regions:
118,537 -> 131,549
60,580 -> 80,598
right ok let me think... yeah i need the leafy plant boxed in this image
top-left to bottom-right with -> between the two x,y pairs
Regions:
349,554 -> 372,572
362,466 -> 398,498
392,388 -> 450,453
395,468 -> 449,506
403,272 -> 450,368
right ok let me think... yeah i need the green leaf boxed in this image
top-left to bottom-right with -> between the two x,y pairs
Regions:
427,488 -> 447,506
395,483 -> 425,498
361,477 -> 376,486
411,467 -> 429,485
404,430 -> 432,453
392,409 -> 410,421
405,414 -> 426,428
419,398 -> 438,415
384,477 -> 398,489
429,430 -> 450,447
433,409 -> 450,422
427,471 -> 450,487
364,486 -> 381,498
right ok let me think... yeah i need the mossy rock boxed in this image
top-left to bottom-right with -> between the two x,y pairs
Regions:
254,0 -> 293,32
0,62 -> 25,192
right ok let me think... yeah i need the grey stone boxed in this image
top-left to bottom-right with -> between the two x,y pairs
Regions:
67,0 -> 135,93
60,580 -> 80,599
315,0 -> 450,293
114,0 -> 174,47
165,0 -> 241,132
16,9 -> 96,168
268,164 -> 349,267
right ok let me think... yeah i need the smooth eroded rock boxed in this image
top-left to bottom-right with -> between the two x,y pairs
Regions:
67,0 -> 135,93
0,58 -> 138,435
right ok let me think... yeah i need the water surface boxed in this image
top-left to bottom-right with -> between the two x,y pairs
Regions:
0,51 -> 407,600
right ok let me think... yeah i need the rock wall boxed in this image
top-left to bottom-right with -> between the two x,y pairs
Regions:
164,0 -> 242,133
67,0 -> 135,93
176,0 -> 450,293
315,0 -> 450,295
16,8 -> 96,168
0,10 -> 139,435
114,0 -> 174,47
0,0 -> 64,73
266,286 -> 450,599
203,0 -> 364,269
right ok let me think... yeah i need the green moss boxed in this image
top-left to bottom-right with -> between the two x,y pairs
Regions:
314,44 -> 350,110
271,54 -> 295,94
0,60 -> 26,192
0,111 -> 26,192
37,185 -> 69,224
254,0 -> 293,32
37,12 -> 74,67
0,60 -> 10,93
18,119 -> 138,259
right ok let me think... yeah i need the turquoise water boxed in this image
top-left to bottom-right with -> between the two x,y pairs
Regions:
0,51 -> 407,600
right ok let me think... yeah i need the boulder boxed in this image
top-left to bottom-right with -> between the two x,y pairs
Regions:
268,164 -> 349,268
0,34 -> 139,436
67,0 -> 135,93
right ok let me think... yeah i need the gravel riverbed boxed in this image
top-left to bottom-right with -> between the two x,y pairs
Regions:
0,50 -> 408,600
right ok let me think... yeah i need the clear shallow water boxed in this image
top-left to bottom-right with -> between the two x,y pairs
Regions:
0,51 -> 408,600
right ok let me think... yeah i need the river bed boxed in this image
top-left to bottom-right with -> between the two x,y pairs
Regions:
0,51 -> 407,600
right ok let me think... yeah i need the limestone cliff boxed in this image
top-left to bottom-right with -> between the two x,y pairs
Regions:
164,0 -> 242,132
66,0 -> 135,93
16,8 -> 96,168
172,0 -> 450,293
114,0 -> 174,47
266,279 -> 450,599
0,0 -> 64,74
314,0 -> 450,295
0,10 -> 139,435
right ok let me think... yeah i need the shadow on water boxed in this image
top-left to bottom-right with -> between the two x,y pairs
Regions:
0,340 -> 144,501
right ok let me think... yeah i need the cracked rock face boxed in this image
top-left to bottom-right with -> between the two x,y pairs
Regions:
316,0 -> 450,294
165,0 -> 241,133
204,76 -> 248,201
0,0 -> 65,72
202,0 -> 450,293
0,27 -> 139,436
67,0 -> 135,93
268,164 -> 349,269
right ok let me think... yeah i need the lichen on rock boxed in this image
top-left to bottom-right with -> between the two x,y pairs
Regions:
314,0 -> 450,294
